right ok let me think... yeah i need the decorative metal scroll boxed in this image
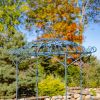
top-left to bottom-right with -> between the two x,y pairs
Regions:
8,39 -> 97,57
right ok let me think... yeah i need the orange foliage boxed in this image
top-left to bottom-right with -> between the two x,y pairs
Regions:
28,0 -> 83,43
67,58 -> 73,64
41,22 -> 83,43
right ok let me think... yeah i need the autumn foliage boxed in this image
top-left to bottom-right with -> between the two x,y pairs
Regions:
28,0 -> 83,44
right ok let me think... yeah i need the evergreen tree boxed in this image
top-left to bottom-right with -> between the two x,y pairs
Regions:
0,0 -> 42,99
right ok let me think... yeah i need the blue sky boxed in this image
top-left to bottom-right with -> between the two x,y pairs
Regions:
83,24 -> 100,59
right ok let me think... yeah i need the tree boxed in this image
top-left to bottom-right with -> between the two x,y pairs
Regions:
0,0 -> 42,99
80,0 -> 100,24
26,0 -> 85,66
83,56 -> 100,87
27,0 -> 83,43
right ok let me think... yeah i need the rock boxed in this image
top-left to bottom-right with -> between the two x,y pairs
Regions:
82,95 -> 86,100
92,94 -> 100,100
71,94 -> 74,98
74,94 -> 80,99
85,95 -> 91,100
82,91 -> 89,95
47,88 -> 100,100
96,93 -> 100,98
71,98 -> 76,100
62,96 -> 71,100
45,97 -> 51,100
19,98 -> 26,100
76,97 -> 80,100
76,96 -> 85,100
52,96 -> 63,100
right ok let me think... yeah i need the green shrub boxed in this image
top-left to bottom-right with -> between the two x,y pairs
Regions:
69,82 -> 77,87
90,89 -> 96,96
88,81 -> 98,88
38,75 -> 65,97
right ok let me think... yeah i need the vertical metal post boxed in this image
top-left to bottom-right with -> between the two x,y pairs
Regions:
16,61 -> 19,100
36,55 -> 38,100
80,60 -> 83,100
64,53 -> 67,100
36,29 -> 39,100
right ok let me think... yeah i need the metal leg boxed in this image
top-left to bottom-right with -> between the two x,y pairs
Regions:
36,56 -> 38,100
16,61 -> 19,100
64,54 -> 67,100
80,60 -> 83,100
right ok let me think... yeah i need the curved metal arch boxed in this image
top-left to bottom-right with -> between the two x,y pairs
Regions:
8,39 -> 97,57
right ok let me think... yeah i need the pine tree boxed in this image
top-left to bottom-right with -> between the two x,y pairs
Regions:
0,0 -> 41,99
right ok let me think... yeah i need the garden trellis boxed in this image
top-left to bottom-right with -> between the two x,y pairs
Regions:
7,38 -> 96,100
0,0 -> 98,100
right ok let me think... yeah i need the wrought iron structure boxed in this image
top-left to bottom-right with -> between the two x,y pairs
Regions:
7,38 -> 97,100
0,0 -> 97,100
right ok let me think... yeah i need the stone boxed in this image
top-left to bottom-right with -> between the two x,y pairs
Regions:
71,98 -> 76,100
45,98 -> 51,100
76,97 -> 80,100
96,93 -> 100,98
52,96 -> 63,100
82,95 -> 86,100
19,98 -> 26,100
82,91 -> 89,95
74,94 -> 80,99
85,95 -> 91,100
92,95 -> 100,100
62,96 -> 71,100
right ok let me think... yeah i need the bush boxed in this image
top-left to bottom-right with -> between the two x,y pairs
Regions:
38,75 -> 65,97
90,89 -> 96,96
88,81 -> 98,88
68,82 -> 77,87
67,65 -> 80,87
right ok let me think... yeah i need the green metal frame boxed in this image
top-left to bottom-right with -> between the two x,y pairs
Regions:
7,38 -> 97,100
